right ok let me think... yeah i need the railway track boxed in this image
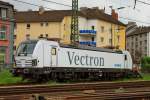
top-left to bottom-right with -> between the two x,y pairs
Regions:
0,81 -> 150,100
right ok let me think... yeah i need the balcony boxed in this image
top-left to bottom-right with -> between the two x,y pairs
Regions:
79,41 -> 96,46
79,30 -> 96,36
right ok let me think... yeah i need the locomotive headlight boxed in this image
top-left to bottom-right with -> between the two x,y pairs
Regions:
32,59 -> 37,66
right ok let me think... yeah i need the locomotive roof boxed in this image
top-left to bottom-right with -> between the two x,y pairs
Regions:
60,44 -> 123,54
21,40 -> 123,54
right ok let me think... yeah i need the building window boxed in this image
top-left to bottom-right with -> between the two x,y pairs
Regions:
0,47 -> 6,64
127,42 -> 129,46
132,36 -> 134,40
0,8 -> 7,18
26,34 -> 30,40
131,42 -> 134,46
14,23 -> 17,29
91,26 -> 95,30
26,24 -> 30,29
117,35 -> 120,43
109,39 -> 112,45
109,28 -> 112,33
140,41 -> 142,45
101,37 -> 104,43
136,44 -> 138,48
145,40 -> 147,44
46,22 -> 49,26
39,34 -> 43,38
101,26 -> 104,33
0,26 -> 6,40
13,46 -> 16,50
45,34 -> 48,38
14,34 -> 17,39
40,23 -> 44,27
145,46 -> 147,51
64,24 -> 66,30
140,34 -> 142,38
139,47 -> 142,52
131,49 -> 134,54
91,37 -> 94,41
135,37 -> 138,41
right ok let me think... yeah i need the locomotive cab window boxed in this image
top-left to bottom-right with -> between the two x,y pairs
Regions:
51,48 -> 56,55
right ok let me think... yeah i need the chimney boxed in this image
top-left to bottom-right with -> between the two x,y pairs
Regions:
80,7 -> 88,15
92,7 -> 99,10
28,9 -> 32,11
99,7 -> 105,13
111,9 -> 118,20
92,7 -> 100,13
80,7 -> 88,11
39,6 -> 45,15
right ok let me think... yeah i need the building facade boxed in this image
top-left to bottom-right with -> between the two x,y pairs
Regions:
14,7 -> 126,50
126,22 -> 150,64
0,1 -> 14,66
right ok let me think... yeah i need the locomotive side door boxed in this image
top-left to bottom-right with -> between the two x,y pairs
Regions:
51,46 -> 57,67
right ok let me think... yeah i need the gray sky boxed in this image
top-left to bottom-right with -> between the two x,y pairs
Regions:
3,0 -> 150,26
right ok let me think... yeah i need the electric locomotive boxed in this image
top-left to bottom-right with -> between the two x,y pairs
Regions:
12,39 -> 137,80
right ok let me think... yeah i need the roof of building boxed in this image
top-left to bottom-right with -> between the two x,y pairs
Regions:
127,26 -> 150,37
0,1 -> 13,7
15,8 -> 126,26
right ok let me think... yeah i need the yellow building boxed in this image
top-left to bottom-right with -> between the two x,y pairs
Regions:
14,8 -> 126,50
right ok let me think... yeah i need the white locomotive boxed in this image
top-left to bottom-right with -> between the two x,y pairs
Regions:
12,39 -> 135,80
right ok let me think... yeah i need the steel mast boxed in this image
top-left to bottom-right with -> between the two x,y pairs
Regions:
70,0 -> 79,46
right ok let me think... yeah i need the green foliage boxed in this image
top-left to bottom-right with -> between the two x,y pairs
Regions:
141,57 -> 150,73
0,70 -> 27,85
141,73 -> 150,81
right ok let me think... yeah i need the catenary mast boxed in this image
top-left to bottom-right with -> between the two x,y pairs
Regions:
70,0 -> 79,46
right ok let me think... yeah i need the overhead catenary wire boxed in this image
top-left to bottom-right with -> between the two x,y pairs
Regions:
134,0 -> 150,8
10,0 -> 150,25
11,0 -> 54,10
119,16 -> 150,25
137,0 -> 150,5
42,0 -> 72,7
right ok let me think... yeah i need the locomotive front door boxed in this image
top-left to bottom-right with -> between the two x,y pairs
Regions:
51,47 -> 57,67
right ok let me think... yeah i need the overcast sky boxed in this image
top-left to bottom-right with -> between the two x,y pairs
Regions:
3,0 -> 150,26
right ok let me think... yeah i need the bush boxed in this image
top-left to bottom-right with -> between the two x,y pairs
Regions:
141,57 -> 150,73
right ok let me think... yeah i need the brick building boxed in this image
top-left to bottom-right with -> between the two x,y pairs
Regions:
0,1 -> 14,66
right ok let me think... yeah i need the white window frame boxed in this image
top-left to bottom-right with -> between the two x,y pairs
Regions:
1,8 -> 7,18
0,26 -> 6,40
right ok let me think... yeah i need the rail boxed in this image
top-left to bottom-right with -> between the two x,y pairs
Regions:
0,81 -> 150,100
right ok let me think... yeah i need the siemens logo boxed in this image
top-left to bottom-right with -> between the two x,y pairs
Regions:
67,51 -> 104,66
